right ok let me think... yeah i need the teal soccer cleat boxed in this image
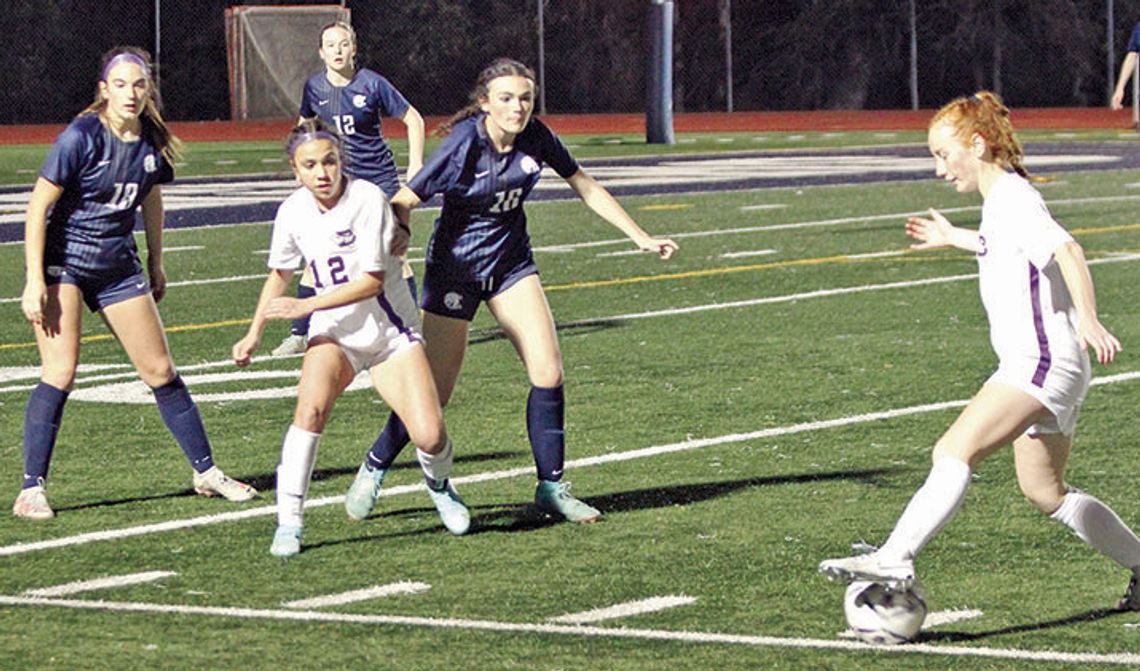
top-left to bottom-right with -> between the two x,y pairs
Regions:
535,480 -> 601,523
270,525 -> 302,558
345,463 -> 387,521
426,479 -> 470,536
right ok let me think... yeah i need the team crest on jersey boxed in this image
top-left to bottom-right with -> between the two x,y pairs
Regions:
520,156 -> 540,175
143,154 -> 157,173
444,292 -> 463,311
334,229 -> 357,249
353,94 -> 367,108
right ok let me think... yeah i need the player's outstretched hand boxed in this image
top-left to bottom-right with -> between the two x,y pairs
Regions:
640,237 -> 678,260
1078,319 -> 1123,364
905,208 -> 955,250
232,334 -> 259,367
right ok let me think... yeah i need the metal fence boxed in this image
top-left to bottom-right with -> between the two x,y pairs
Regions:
3,0 -> 1140,125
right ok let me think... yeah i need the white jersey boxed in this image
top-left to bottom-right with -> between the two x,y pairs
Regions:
268,178 -> 419,357
977,172 -> 1085,392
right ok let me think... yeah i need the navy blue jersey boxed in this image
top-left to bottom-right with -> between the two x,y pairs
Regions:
409,115 -> 579,282
39,113 -> 174,280
299,68 -> 410,197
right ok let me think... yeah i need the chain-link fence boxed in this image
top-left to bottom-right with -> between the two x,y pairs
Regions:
3,0 -> 1140,124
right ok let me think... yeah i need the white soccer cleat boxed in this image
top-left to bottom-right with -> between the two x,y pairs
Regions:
819,550 -> 916,590
426,479 -> 470,536
270,525 -> 302,558
271,334 -> 307,357
193,466 -> 258,502
12,485 -> 54,520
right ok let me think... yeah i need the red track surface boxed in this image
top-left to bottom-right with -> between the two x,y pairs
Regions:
0,109 -> 1132,145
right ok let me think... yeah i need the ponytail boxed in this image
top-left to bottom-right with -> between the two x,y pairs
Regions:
930,91 -> 1031,179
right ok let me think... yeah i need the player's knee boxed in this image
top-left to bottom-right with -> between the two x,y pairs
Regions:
408,421 -> 446,454
528,364 -> 563,389
136,362 -> 176,388
292,402 -> 331,433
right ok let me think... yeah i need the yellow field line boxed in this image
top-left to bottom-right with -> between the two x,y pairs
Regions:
0,222 -> 1136,352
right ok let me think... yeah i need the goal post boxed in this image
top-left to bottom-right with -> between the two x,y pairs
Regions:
225,5 -> 351,120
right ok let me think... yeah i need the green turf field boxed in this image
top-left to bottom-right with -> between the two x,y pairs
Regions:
0,143 -> 1139,669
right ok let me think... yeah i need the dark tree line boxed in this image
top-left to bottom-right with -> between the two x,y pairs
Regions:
1,0 -> 1135,124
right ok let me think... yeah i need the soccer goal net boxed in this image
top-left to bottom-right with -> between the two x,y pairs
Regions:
225,5 -> 350,120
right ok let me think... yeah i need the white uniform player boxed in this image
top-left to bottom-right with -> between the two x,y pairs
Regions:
820,91 -> 1140,612
977,173 -> 1090,436
269,178 -> 420,373
233,122 -> 469,558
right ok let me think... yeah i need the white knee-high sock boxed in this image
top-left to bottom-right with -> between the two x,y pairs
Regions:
1051,488 -> 1140,571
277,425 -> 320,527
880,457 -> 972,561
416,438 -> 453,488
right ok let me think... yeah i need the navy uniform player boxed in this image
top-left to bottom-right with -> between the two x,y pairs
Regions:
272,20 -> 425,356
1111,22 -> 1140,110
343,58 -> 678,525
819,92 -> 1140,612
233,120 -> 468,557
14,46 -> 255,520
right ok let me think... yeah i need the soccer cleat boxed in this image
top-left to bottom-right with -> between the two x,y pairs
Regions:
345,463 -> 387,521
819,550 -> 916,590
534,480 -> 602,523
426,479 -> 470,536
193,466 -> 258,502
1117,571 -> 1140,611
270,524 -> 303,558
12,485 -> 54,520
271,334 -> 307,357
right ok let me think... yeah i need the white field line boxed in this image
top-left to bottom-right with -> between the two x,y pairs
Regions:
923,609 -> 985,629
163,246 -> 205,253
534,193 -> 1140,253
2,370 -> 1138,558
0,192 -> 1136,301
558,253 -> 1140,327
740,204 -> 788,211
0,596 -> 1136,666
0,261 -> 1056,394
283,581 -> 431,609
24,571 -> 177,597
548,595 -> 696,624
720,249 -> 777,259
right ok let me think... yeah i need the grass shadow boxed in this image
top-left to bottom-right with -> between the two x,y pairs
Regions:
917,607 -> 1130,643
54,451 -> 517,513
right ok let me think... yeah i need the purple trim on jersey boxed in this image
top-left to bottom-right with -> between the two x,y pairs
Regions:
375,294 -> 414,338
1028,263 -> 1051,388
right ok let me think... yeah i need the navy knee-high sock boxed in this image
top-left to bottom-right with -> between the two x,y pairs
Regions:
291,284 -> 317,336
365,411 -> 411,470
152,375 -> 214,473
22,382 -> 69,488
527,384 -> 565,482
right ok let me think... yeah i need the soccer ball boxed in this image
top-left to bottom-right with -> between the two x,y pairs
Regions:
844,580 -> 927,645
